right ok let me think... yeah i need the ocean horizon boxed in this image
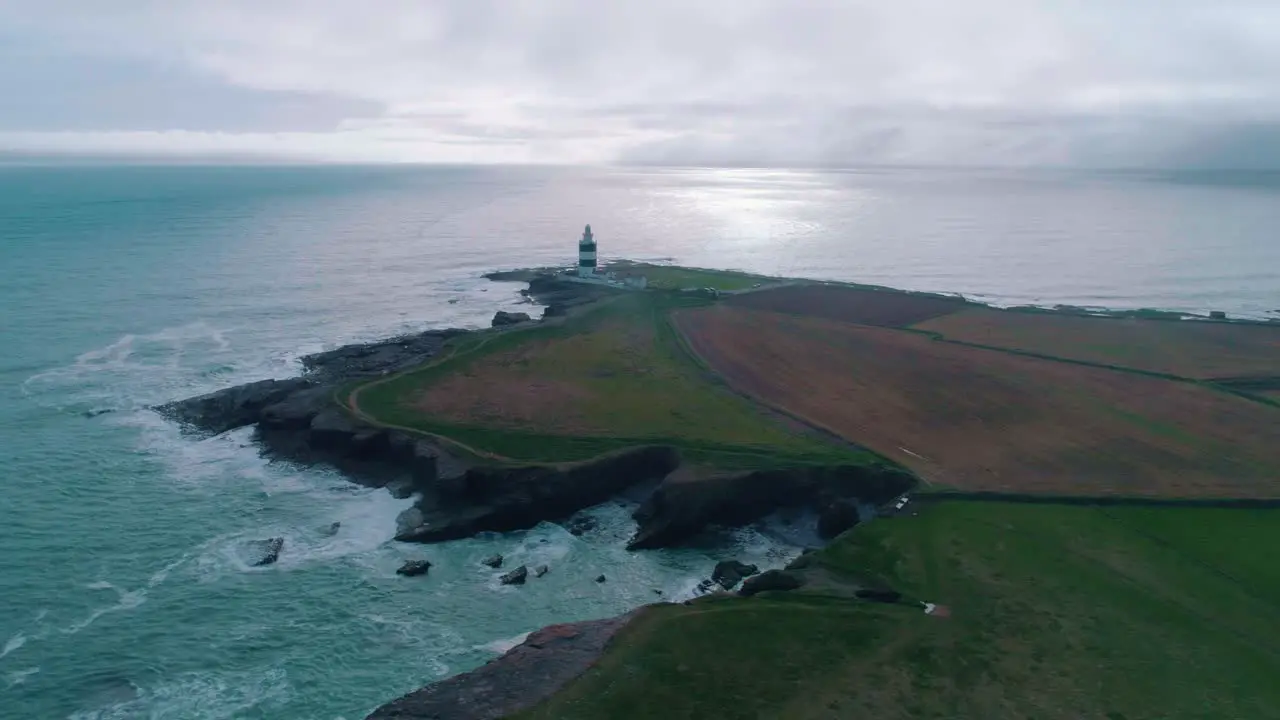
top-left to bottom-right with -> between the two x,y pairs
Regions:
2,163 -> 1278,719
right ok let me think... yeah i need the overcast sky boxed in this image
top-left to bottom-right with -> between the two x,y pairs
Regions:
2,0 -> 1280,167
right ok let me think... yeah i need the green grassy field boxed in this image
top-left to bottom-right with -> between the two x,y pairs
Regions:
518,502 -> 1280,719
350,292 -> 865,466
609,261 -> 778,292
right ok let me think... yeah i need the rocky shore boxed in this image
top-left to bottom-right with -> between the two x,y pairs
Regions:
154,270 -> 918,719
156,271 -> 916,553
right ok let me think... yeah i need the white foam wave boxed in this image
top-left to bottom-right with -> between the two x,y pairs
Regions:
19,320 -> 301,416
58,554 -> 191,638
361,614 -> 457,679
1,632 -> 26,660
61,582 -> 148,636
67,666 -> 292,720
475,631 -> 531,655
5,666 -> 39,688
191,484 -> 412,581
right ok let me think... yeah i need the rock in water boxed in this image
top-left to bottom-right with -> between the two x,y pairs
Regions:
248,537 -> 284,567
594,574 -> 606,583
711,560 -> 760,590
397,560 -> 432,577
739,570 -> 802,596
491,310 -> 532,327
320,521 -> 341,537
534,565 -> 549,578
563,515 -> 597,537
482,554 -> 504,569
501,566 -> 528,585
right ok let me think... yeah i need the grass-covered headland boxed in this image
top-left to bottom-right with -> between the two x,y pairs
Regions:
349,289 -> 876,469
516,501 -> 1280,720
349,265 -> 1280,720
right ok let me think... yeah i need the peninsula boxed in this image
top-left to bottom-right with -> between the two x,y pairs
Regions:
157,227 -> 1280,720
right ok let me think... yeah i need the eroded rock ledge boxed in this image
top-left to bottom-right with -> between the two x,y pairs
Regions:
366,610 -> 643,720
629,464 -> 916,549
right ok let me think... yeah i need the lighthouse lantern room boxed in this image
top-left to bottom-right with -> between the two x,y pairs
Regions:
577,224 -> 597,277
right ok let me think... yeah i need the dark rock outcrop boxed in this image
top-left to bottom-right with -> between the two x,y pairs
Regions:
817,499 -> 861,539
534,565 -> 549,578
482,269 -> 540,283
300,330 -> 463,384
628,464 -> 915,550
396,508 -> 425,538
491,310 -> 532,327
258,385 -> 334,431
500,566 -> 528,585
711,560 -> 759,590
396,446 -> 681,544
481,554 -> 503,569
366,611 -> 643,720
385,478 -> 416,499
309,406 -> 362,451
156,324 -> 471,439
522,274 -> 619,318
397,560 -> 432,577
594,575 -> 607,583
247,537 -> 284,567
739,569 -> 802,596
157,378 -> 314,435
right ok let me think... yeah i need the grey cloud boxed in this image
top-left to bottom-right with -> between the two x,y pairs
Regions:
2,1 -> 1280,167
0,37 -> 380,132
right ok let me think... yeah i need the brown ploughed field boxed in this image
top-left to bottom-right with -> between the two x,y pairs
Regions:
725,284 -> 968,328
675,305 -> 1280,497
915,307 -> 1280,379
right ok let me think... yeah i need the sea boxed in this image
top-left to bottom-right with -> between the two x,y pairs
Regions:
1,164 -> 1278,719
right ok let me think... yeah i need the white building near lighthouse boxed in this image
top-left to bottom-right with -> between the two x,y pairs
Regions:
577,224 -> 597,277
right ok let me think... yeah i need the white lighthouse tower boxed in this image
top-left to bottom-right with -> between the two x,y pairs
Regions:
577,224 -> 597,277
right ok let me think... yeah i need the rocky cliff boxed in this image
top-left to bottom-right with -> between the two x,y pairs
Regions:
366,610 -> 644,720
628,463 -> 916,549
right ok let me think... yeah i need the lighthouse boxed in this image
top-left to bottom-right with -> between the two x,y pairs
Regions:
577,224 -> 597,277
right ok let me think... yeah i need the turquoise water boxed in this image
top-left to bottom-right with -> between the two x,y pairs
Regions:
2,164 -> 1278,718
